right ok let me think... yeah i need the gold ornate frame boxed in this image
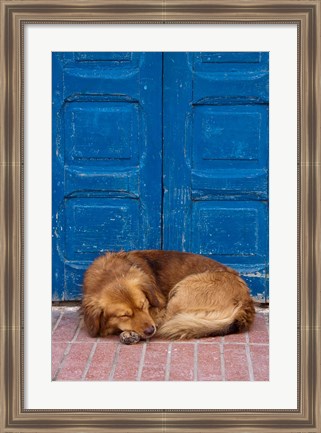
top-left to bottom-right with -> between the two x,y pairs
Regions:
0,1 -> 320,432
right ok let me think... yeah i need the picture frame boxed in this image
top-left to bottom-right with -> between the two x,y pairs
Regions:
0,0 -> 320,432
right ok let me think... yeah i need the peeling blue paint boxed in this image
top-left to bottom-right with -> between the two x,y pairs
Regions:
163,52 -> 269,299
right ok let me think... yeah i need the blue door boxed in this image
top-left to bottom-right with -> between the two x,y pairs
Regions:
52,53 -> 163,300
53,52 -> 269,301
163,53 -> 269,300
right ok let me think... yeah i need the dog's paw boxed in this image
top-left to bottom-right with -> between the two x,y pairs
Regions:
120,331 -> 140,345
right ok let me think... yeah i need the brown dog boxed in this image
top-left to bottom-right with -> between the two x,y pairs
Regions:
82,250 -> 255,344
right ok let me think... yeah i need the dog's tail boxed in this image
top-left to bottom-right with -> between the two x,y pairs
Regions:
156,303 -> 252,340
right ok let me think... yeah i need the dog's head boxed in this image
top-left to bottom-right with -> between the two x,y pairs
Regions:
82,266 -> 160,339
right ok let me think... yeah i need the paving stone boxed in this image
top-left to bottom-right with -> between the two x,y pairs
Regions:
169,343 -> 195,381
141,343 -> 169,381
56,342 -> 94,381
51,307 -> 269,382
197,343 -> 222,381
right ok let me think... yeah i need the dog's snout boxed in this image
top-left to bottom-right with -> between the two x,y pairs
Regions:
143,325 -> 155,337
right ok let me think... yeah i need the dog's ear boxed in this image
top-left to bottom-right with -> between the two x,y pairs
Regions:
82,296 -> 103,337
142,284 -> 160,308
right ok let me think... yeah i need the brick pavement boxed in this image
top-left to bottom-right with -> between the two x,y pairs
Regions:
52,306 -> 269,381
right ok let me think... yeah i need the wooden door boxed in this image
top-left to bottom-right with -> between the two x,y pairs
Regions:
163,52 -> 269,300
52,52 -> 162,299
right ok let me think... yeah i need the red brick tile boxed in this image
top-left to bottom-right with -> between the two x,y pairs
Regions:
76,323 -> 96,342
52,341 -> 68,379
141,343 -> 169,381
249,333 -> 268,344
98,334 -> 120,343
249,314 -> 269,344
85,342 -> 118,381
250,345 -> 269,381
112,344 -> 143,381
169,343 -> 194,381
52,311 -> 80,342
51,307 -> 269,382
197,343 -> 222,381
52,309 -> 62,329
56,342 -> 94,381
223,332 -> 246,343
224,344 -> 250,381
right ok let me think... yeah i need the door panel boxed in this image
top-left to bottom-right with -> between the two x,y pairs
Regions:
52,52 -> 162,300
193,52 -> 268,102
192,105 -> 268,165
163,52 -> 269,300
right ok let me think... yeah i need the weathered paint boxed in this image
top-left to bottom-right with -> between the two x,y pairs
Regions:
163,53 -> 269,297
52,53 -> 163,299
52,52 -> 269,301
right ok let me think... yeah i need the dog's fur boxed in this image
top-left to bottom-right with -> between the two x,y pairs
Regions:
82,250 -> 255,344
